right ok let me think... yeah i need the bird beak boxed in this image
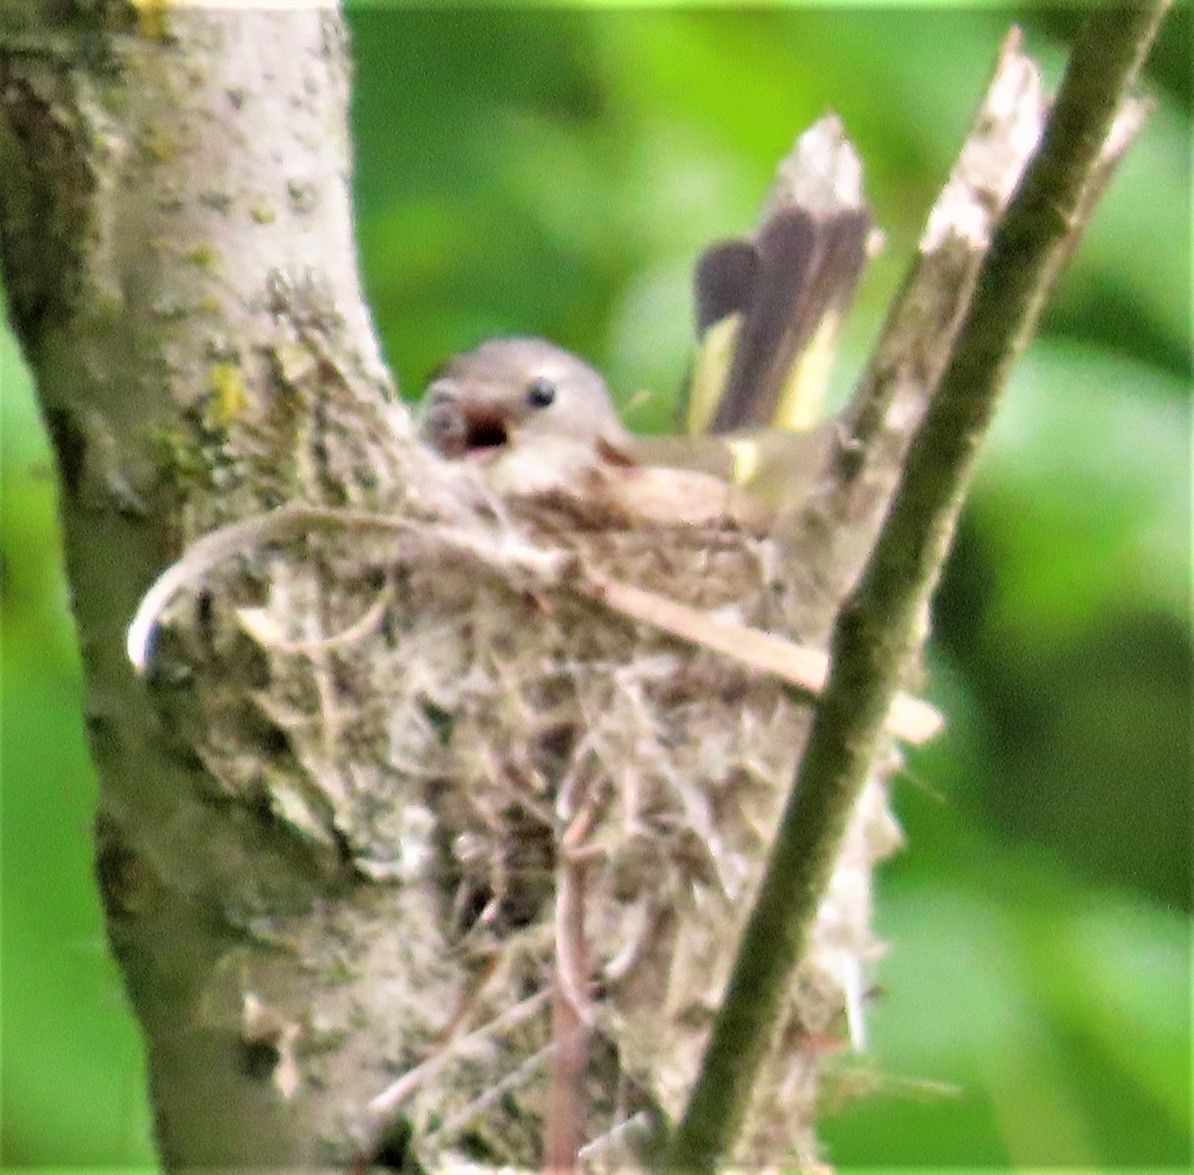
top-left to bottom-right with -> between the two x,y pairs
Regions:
422,387 -> 514,461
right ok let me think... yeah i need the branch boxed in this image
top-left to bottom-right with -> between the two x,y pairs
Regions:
665,4 -> 1171,1168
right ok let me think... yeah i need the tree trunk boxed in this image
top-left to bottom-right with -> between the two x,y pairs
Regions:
0,4 -> 416,1165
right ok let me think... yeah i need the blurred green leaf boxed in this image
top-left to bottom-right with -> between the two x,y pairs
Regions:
825,867 -> 1190,1167
978,338 -> 1189,648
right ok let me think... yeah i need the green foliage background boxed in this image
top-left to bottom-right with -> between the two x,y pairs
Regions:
2,3 -> 1189,1168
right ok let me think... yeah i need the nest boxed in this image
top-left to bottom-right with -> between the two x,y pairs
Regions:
136,423 -> 905,1168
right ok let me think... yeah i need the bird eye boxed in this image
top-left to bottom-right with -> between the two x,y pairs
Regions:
526,377 -> 556,409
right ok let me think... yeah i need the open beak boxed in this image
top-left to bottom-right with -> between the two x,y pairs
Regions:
422,391 -> 514,461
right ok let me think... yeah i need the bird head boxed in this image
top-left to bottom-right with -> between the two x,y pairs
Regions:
420,337 -> 630,462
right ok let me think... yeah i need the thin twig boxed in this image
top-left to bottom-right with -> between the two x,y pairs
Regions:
124,502 -> 561,673
543,805 -> 598,1173
664,5 -> 1170,1169
431,1041 -> 559,1145
543,978 -> 588,1174
577,1110 -> 654,1163
366,988 -> 551,1120
584,572 -> 943,743
236,575 -> 395,655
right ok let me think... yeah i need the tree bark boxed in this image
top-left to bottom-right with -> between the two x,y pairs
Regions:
1,3 -> 416,1165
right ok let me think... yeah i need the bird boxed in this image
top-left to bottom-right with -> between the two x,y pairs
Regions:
418,335 -> 835,530
687,205 -> 871,436
417,203 -> 872,527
